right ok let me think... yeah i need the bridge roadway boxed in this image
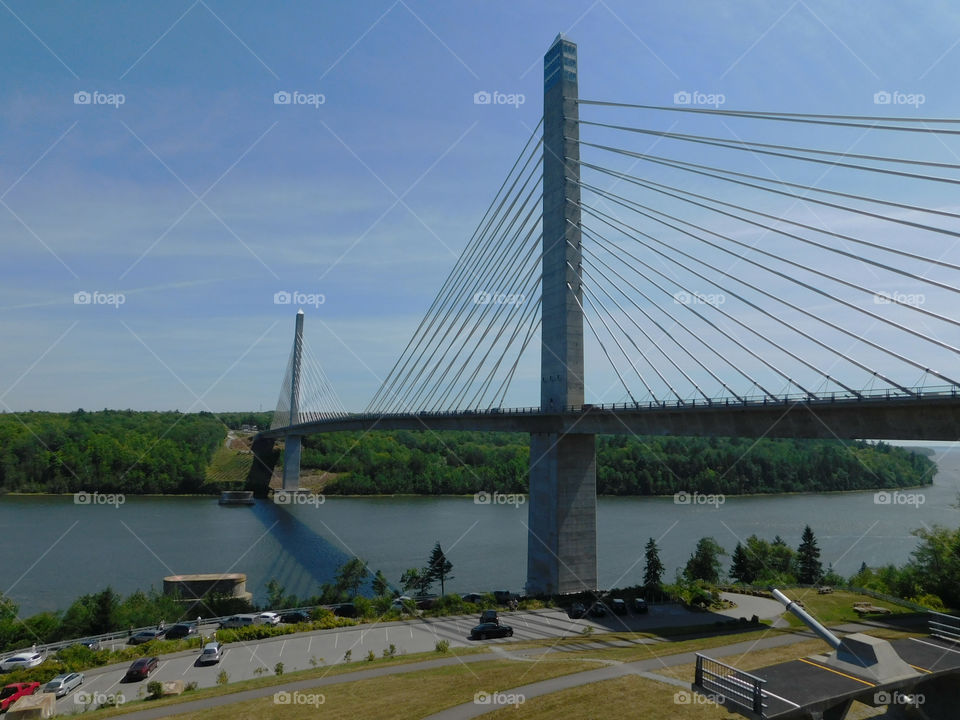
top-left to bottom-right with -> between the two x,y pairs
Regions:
257,389 -> 960,441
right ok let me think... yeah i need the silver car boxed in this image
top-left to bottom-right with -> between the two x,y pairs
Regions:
44,672 -> 83,697
198,641 -> 222,665
0,652 -> 43,672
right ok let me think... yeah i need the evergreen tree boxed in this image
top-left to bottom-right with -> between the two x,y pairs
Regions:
335,558 -> 369,598
729,543 -> 754,584
372,570 -> 390,597
400,568 -> 432,596
684,538 -> 726,584
643,538 -> 664,589
796,525 -> 823,585
426,542 -> 454,596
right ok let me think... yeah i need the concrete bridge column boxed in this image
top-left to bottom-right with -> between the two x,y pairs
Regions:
283,310 -> 305,492
526,34 -> 598,595
282,435 -> 302,491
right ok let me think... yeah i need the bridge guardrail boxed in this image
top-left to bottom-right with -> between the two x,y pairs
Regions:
695,652 -> 767,717
269,384 -> 960,432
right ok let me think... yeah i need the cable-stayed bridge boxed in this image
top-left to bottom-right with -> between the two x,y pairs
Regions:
256,34 -> 960,596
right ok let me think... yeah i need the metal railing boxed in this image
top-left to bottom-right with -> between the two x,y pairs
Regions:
695,653 -> 767,717
928,611 -> 960,643
268,384 -> 960,432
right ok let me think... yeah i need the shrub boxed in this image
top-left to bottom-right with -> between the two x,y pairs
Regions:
343,650 -> 352,662
216,670 -> 229,686
366,650 -> 376,662
146,681 -> 163,700
274,662 -> 284,676
435,639 -> 450,653
383,644 -> 397,658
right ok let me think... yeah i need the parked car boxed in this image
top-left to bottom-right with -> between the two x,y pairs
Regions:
632,597 -> 648,614
124,657 -> 158,681
611,598 -> 628,615
256,612 -> 280,626
43,672 -> 83,698
391,596 -> 415,610
219,614 -> 257,629
332,603 -> 356,618
461,593 -> 484,604
568,602 -> 586,619
279,610 -> 311,624
163,623 -> 197,640
0,653 -> 43,673
77,639 -> 101,651
480,609 -> 499,625
0,682 -> 40,711
470,622 -> 513,640
588,602 -> 607,618
128,629 -> 165,645
492,590 -> 513,605
197,642 -> 222,665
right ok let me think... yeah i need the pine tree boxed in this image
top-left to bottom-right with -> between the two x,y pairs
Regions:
796,525 -> 823,585
643,538 -> 664,590
426,542 -> 454,596
372,570 -> 390,597
730,543 -> 753,584
684,538 -> 726,584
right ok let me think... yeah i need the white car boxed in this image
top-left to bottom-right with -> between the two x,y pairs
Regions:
0,652 -> 43,672
256,612 -> 280,626
44,672 -> 83,697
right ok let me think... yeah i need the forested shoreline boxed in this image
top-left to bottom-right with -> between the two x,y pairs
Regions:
0,410 -> 936,496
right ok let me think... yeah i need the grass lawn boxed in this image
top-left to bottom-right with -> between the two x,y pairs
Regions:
482,675 -> 887,720
161,658 -> 596,720
773,589 -> 911,627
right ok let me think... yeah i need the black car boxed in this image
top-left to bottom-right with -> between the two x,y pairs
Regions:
461,593 -> 484,604
632,597 -> 648,614
163,623 -> 196,640
127,629 -> 165,645
588,602 -> 607,618
470,622 -> 513,640
480,609 -> 499,625
611,598 -> 627,615
124,656 -> 158,681
280,610 -> 311,624
332,603 -> 356,618
568,602 -> 586,619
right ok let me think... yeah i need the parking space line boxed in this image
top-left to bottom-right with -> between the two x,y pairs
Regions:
796,658 -> 876,686
910,637 -> 960,655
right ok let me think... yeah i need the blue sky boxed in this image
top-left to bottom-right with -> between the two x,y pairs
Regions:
4,0 -> 960,412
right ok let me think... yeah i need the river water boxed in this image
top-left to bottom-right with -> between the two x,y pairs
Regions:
2,442 -> 957,616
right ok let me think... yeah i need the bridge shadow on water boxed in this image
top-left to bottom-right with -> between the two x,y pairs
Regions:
246,500 -> 353,601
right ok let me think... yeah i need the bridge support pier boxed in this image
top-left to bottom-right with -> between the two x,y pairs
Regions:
282,435 -> 302,491
527,433 -> 597,594
526,34 -> 597,596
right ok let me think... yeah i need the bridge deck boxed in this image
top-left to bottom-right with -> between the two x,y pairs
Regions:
721,636 -> 960,719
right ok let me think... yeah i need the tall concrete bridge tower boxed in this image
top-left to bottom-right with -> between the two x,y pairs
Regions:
526,34 -> 598,595
282,309 -> 304,491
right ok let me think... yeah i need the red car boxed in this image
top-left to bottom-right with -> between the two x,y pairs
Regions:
0,682 -> 40,712
123,656 -> 158,681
